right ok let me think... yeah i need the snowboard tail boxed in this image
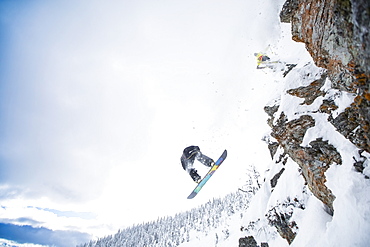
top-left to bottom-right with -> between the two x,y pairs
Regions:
187,150 -> 227,199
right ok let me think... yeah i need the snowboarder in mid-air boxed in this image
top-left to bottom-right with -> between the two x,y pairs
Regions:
254,50 -> 297,75
181,146 -> 214,183
254,52 -> 272,69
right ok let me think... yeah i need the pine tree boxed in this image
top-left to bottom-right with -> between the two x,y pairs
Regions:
79,190 -> 253,247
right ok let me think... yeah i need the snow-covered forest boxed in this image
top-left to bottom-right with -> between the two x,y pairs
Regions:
80,167 -> 262,247
79,190 -> 253,247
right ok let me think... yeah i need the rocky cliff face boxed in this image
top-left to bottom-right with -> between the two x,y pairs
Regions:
281,0 -> 370,152
278,0 -> 369,208
240,0 -> 369,245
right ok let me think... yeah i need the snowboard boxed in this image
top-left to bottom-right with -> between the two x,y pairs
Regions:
187,150 -> 227,199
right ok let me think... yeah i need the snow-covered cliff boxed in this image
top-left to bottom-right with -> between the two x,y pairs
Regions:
240,0 -> 370,246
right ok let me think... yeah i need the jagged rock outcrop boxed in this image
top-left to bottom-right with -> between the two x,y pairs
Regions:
279,0 -> 299,24
277,0 -> 370,206
240,1 -> 369,245
270,168 -> 285,189
267,109 -> 341,214
286,73 -> 327,105
265,84 -> 342,214
297,138 -> 342,214
239,236 -> 269,247
265,198 -> 304,244
280,0 -> 370,152
329,104 -> 369,151
353,150 -> 370,178
246,0 -> 368,244
239,236 -> 258,247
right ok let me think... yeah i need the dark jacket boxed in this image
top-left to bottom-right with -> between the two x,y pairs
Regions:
181,146 -> 200,170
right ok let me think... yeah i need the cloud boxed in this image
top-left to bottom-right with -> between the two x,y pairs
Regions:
0,0 -> 159,203
0,223 -> 91,247
35,207 -> 96,220
14,217 -> 43,225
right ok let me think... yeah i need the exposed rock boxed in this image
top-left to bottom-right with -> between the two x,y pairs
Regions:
239,236 -> 258,247
267,210 -> 296,244
266,198 -> 304,244
280,0 -> 299,23
264,105 -> 280,119
275,0 -> 370,216
264,105 -> 282,159
248,0 -> 370,245
319,99 -> 339,114
270,168 -> 285,189
298,138 -> 342,214
287,73 -> 327,105
351,0 -> 370,75
353,150 -> 370,178
352,72 -> 370,151
264,104 -> 280,128
275,152 -> 288,166
329,102 -> 370,152
271,114 -> 315,148
286,0 -> 370,81
268,142 -> 279,159
283,0 -> 370,152
283,64 -> 297,77
270,113 -> 341,213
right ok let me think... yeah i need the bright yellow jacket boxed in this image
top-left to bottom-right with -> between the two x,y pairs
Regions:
254,52 -> 270,65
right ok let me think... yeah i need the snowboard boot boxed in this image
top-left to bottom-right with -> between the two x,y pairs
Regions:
205,160 -> 215,167
190,169 -> 202,183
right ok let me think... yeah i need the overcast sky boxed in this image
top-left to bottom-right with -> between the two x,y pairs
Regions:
0,0 -> 287,245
